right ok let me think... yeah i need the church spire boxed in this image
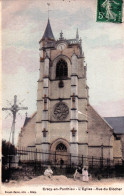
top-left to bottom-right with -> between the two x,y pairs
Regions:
76,28 -> 79,41
41,19 -> 55,42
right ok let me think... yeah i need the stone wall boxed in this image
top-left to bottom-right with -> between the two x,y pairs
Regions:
87,105 -> 113,159
113,138 -> 122,163
17,113 -> 36,148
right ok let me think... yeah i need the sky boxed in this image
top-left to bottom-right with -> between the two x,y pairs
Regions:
1,0 -> 124,145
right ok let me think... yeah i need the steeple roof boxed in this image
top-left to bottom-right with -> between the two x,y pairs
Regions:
41,19 -> 55,42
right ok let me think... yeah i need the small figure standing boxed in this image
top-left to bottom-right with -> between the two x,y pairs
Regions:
44,166 -> 53,179
73,165 -> 82,180
60,158 -> 64,168
82,167 -> 89,182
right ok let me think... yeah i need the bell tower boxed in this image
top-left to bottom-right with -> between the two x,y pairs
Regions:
35,19 -> 88,164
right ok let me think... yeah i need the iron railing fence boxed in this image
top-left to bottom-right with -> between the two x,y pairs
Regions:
3,147 -> 122,168
2,147 -> 124,182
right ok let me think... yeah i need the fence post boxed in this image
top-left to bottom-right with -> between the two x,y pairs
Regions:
100,157 -> 103,168
92,156 -> 94,168
70,154 -> 71,167
35,148 -> 37,161
35,148 -> 37,163
34,148 -> 37,175
107,158 -> 109,167
55,151 -> 56,165
82,155 -> 83,167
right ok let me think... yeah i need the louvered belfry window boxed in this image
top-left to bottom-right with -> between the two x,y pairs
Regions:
56,59 -> 68,78
56,143 -> 67,152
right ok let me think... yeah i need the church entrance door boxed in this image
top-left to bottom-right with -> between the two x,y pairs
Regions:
50,139 -> 70,165
55,143 -> 68,166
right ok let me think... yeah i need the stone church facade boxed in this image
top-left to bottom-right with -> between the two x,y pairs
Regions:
18,19 -> 122,165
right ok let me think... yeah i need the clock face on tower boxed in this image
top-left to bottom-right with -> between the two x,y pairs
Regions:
53,102 -> 69,120
57,43 -> 67,51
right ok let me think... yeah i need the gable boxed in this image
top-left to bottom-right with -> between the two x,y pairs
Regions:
18,112 -> 37,147
87,104 -> 113,133
23,112 -> 37,128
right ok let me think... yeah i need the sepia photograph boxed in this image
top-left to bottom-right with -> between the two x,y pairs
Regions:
1,0 -> 124,194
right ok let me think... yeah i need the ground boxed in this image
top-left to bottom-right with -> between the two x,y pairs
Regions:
1,176 -> 124,195
7,175 -> 124,186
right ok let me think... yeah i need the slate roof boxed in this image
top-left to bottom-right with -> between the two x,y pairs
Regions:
41,19 -> 55,41
104,116 -> 124,134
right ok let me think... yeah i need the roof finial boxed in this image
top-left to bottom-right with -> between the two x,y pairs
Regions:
79,37 -> 83,57
79,37 -> 82,45
76,28 -> 79,41
59,30 -> 64,40
47,3 -> 51,18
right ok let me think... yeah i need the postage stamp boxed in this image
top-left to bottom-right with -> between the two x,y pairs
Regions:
97,0 -> 123,23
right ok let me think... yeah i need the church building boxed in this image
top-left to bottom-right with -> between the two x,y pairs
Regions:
18,19 -> 122,165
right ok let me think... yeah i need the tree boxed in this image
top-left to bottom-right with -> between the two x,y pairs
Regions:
2,140 -> 17,165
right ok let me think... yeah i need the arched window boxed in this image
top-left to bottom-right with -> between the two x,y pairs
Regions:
56,59 -> 68,78
56,143 -> 67,152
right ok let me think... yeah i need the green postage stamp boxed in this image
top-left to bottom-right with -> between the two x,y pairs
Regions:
97,0 -> 123,23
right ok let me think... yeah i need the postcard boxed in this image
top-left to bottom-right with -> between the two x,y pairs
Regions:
1,0 -> 124,195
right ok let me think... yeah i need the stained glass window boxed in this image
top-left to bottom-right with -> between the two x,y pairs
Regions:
56,143 -> 67,151
56,59 -> 68,78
